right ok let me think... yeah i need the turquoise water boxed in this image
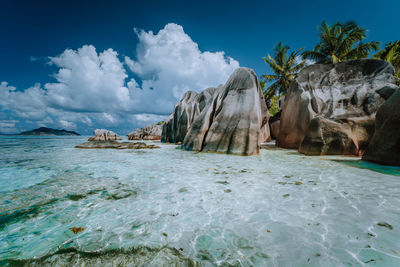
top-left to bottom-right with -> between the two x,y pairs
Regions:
1,136 -> 400,266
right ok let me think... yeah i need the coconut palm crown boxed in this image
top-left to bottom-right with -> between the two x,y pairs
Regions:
374,41 -> 400,85
261,42 -> 305,99
303,21 -> 379,64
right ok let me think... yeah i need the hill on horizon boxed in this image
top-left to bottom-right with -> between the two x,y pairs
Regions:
18,127 -> 80,136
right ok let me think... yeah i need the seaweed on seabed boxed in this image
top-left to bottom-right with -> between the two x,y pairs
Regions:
0,198 -> 57,230
1,246 -> 201,266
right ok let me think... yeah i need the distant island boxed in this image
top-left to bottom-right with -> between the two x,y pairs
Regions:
18,127 -> 80,136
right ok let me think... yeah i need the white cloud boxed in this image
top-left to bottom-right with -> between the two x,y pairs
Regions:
0,82 -> 47,120
125,23 -> 239,110
59,119 -> 77,129
0,23 -> 240,134
0,120 -> 18,134
131,113 -> 167,123
294,55 -> 315,67
45,45 -> 130,112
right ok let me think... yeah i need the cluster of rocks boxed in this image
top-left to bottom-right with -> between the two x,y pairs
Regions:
76,130 -> 159,149
75,60 -> 399,164
162,67 -> 270,155
127,123 -> 163,140
274,59 -> 399,165
160,60 -> 399,165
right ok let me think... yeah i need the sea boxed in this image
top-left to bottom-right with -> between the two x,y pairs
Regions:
0,136 -> 399,266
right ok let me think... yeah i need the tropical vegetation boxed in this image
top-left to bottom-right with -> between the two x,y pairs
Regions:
374,41 -> 400,85
261,42 -> 305,100
302,21 -> 379,64
261,21 -> 400,115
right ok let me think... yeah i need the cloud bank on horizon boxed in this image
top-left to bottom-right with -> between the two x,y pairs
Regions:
0,23 -> 239,134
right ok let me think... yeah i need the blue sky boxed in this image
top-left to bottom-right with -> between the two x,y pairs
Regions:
1,0 -> 399,134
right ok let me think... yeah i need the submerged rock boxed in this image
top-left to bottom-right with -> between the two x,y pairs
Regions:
75,141 -> 160,149
183,67 -> 270,155
277,59 -> 398,155
6,247 -> 199,266
161,88 -> 217,143
127,122 -> 163,140
363,89 -> 400,165
88,129 -> 122,141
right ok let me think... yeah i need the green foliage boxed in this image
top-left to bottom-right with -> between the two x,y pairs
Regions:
303,21 -> 379,64
259,80 -> 266,91
261,42 -> 305,99
269,95 -> 280,117
374,41 -> 400,85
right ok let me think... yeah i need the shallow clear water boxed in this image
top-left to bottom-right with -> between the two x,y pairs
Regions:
0,136 -> 400,266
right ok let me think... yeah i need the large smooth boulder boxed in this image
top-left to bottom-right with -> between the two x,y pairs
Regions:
298,116 -> 374,155
88,129 -> 122,141
277,59 -> 398,155
128,123 -> 163,140
363,89 -> 400,165
182,67 -> 270,155
161,88 -> 217,143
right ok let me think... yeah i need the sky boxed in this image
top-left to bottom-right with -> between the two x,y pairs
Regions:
1,0 -> 399,135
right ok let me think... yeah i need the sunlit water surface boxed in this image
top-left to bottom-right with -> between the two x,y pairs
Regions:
0,136 -> 400,266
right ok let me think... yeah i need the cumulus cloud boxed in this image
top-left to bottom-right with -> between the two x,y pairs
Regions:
125,23 -> 239,111
0,23 -> 240,134
45,45 -> 130,112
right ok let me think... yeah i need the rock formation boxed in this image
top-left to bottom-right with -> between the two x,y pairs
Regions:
76,129 -> 159,149
277,59 -> 398,155
269,112 -> 281,140
182,67 -> 270,155
161,87 -> 217,143
362,89 -> 400,165
88,129 -> 122,141
75,141 -> 159,149
128,123 -> 163,140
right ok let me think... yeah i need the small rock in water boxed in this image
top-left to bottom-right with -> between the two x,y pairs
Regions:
162,232 -> 168,237
69,227 -> 85,234
224,189 -> 232,193
377,222 -> 393,230
295,181 -> 303,185
283,194 -> 290,197
178,187 -> 188,193
216,181 -> 229,185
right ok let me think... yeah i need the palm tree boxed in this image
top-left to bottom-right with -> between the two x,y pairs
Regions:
261,42 -> 305,99
374,41 -> 400,85
303,21 -> 379,64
